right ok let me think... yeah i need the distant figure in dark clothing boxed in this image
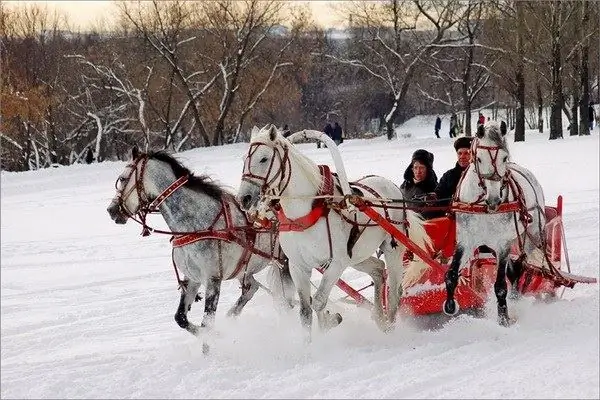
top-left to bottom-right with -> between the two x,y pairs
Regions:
434,116 -> 441,138
282,124 -> 291,138
449,113 -> 458,138
477,112 -> 485,127
332,122 -> 343,145
400,149 -> 442,219
589,103 -> 596,131
85,147 -> 94,164
500,120 -> 507,135
320,123 -> 333,148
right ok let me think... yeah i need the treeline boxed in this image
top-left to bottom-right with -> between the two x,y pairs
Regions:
1,0 -> 599,171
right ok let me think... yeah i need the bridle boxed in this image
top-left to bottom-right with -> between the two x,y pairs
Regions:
241,141 -> 292,198
472,138 -> 508,183
113,154 -> 188,236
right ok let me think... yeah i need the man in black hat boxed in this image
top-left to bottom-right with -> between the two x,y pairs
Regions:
434,136 -> 473,206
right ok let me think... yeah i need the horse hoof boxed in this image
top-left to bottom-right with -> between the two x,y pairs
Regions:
312,295 -> 327,313
334,312 -> 342,325
498,314 -> 515,327
508,288 -> 521,301
443,299 -> 460,316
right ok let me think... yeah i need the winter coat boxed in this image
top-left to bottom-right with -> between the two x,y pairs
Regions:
400,150 -> 441,219
323,124 -> 333,138
434,162 -> 468,206
332,123 -> 343,142
434,117 -> 442,130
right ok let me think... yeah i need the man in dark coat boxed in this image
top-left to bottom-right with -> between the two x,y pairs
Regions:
332,122 -> 343,145
434,116 -> 441,138
434,136 -> 473,207
400,149 -> 441,219
319,123 -> 334,148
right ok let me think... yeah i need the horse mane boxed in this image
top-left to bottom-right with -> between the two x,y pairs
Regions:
483,122 -> 509,154
147,150 -> 225,201
253,128 -> 324,191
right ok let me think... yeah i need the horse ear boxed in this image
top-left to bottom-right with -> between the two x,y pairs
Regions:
132,146 -> 139,159
268,124 -> 278,141
250,126 -> 260,138
476,124 -> 485,138
500,121 -> 507,136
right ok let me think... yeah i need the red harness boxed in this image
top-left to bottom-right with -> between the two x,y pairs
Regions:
114,155 -> 283,286
170,196 -> 279,280
276,165 -> 334,232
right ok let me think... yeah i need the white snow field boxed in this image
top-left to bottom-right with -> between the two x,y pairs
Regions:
2,119 -> 599,399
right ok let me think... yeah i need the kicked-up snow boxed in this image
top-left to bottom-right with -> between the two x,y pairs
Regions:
1,121 -> 598,399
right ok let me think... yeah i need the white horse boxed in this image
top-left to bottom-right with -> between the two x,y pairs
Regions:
236,125 -> 431,335
107,148 -> 295,340
444,121 -> 547,326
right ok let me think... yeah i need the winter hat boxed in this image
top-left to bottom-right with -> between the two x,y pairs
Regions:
411,149 -> 434,168
454,136 -> 473,151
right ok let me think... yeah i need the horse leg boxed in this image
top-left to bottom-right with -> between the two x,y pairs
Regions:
279,263 -> 296,308
495,249 -> 512,326
288,264 -> 313,339
269,262 -> 296,311
443,246 -> 464,316
352,256 -> 386,329
174,279 -> 203,336
381,242 -> 403,326
200,276 -> 222,331
226,275 -> 259,317
506,256 -> 524,300
312,260 -> 344,331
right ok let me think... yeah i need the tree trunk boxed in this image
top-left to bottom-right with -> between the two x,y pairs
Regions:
570,97 -> 579,136
537,83 -> 544,133
515,70 -> 526,142
579,0 -> 591,136
514,0 -> 526,142
549,0 -> 564,140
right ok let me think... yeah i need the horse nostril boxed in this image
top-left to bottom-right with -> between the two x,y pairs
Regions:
242,195 -> 252,209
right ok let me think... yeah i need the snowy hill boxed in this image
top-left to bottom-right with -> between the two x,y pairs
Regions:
1,121 -> 599,398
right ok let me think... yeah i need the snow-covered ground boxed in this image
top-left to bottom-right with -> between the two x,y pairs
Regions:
2,118 -> 598,399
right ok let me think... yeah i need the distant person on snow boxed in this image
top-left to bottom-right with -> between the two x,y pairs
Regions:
319,123 -> 334,148
477,112 -> 485,127
449,113 -> 458,138
332,122 -> 343,145
434,116 -> 441,138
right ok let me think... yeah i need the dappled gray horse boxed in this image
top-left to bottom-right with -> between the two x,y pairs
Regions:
107,148 -> 294,337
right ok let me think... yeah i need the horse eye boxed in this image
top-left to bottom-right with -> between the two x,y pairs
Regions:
259,157 -> 268,163
502,156 -> 508,162
476,157 -> 481,163
119,177 -> 127,182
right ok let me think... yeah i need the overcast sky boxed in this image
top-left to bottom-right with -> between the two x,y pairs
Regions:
11,1 -> 348,31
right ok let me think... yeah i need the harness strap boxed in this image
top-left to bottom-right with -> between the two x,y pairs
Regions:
276,165 -> 334,232
147,175 -> 189,211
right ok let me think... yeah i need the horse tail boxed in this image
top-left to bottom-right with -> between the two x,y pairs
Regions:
267,262 -> 295,312
402,210 -> 433,291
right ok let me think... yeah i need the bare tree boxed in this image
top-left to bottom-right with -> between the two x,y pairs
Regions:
329,0 -> 465,139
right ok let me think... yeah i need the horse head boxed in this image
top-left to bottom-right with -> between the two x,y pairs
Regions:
473,121 -> 510,211
237,124 -> 291,211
